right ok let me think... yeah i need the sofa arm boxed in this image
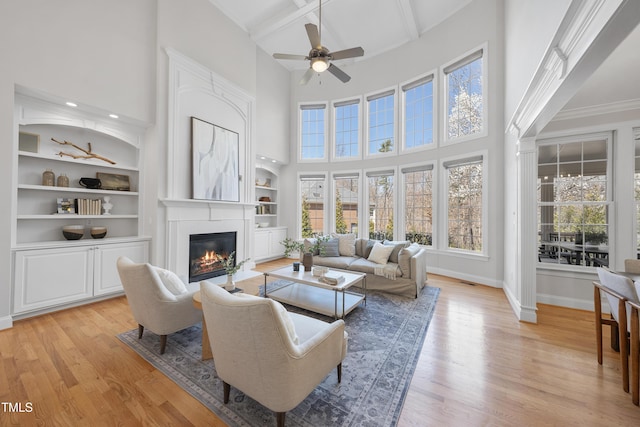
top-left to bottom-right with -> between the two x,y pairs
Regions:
410,248 -> 428,294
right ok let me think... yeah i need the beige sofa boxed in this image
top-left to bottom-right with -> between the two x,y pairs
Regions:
304,236 -> 428,298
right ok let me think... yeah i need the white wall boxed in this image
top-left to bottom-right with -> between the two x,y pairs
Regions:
256,48 -> 290,164
281,0 -> 505,287
0,0 -> 157,328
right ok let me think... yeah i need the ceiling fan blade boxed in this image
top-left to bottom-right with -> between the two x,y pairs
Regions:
330,47 -> 364,61
273,53 -> 308,60
327,63 -> 351,83
299,68 -> 315,85
305,23 -> 321,49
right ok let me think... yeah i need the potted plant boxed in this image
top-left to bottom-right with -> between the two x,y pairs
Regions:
280,236 -> 329,271
222,251 -> 250,290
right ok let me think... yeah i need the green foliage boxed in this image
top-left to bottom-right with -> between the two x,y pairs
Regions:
335,193 -> 347,234
301,196 -> 313,238
222,251 -> 250,276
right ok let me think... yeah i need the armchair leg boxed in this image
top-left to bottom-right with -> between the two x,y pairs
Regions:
276,412 -> 285,427
223,381 -> 230,404
138,324 -> 144,339
160,335 -> 168,354
337,363 -> 342,383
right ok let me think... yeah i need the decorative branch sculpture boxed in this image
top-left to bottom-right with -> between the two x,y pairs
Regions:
51,138 -> 116,165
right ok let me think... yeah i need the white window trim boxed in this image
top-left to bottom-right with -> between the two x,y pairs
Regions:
364,166 -> 399,240
297,172 -> 328,238
399,71 -> 438,154
439,150 -> 488,257
330,170 -> 362,236
331,96 -> 363,162
298,102 -> 329,163
364,87 -> 398,159
441,42 -> 489,146
535,131 -> 614,271
400,161 -> 437,247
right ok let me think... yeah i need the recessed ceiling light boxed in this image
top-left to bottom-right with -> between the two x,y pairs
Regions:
109,114 -> 119,119
260,156 -> 266,160
271,159 -> 277,163
66,102 -> 77,107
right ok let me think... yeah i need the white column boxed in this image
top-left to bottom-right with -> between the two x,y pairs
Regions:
517,137 -> 538,322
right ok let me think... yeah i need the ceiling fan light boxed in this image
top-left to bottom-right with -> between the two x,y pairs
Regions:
311,57 -> 329,73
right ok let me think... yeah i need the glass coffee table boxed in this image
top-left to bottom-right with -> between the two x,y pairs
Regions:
264,266 -> 366,319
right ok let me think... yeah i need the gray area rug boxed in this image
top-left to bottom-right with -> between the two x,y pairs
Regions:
117,281 -> 440,427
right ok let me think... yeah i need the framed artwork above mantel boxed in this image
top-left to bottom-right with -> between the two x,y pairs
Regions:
191,117 -> 240,202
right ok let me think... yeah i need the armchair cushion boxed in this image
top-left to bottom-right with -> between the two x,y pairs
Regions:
153,267 -> 188,295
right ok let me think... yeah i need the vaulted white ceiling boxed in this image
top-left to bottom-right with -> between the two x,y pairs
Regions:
209,0 -> 473,70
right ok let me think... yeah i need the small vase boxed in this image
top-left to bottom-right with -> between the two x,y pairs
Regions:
57,174 -> 69,187
102,196 -> 113,215
302,253 -> 313,272
224,274 -> 235,291
42,169 -> 55,186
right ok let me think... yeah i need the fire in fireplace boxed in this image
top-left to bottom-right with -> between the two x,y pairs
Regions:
189,231 -> 237,282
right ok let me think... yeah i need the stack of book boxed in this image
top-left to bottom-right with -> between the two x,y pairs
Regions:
319,271 -> 345,286
75,198 -> 102,215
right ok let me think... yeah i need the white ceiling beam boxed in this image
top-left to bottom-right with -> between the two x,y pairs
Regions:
250,0 -> 338,41
396,0 -> 420,40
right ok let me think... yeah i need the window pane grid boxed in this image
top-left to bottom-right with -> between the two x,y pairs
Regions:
300,179 -> 324,237
334,177 -> 359,234
368,175 -> 394,240
537,139 -> 609,266
301,108 -> 325,159
335,103 -> 359,158
447,163 -> 482,251
368,94 -> 394,154
404,169 -> 433,245
405,81 -> 433,149
447,56 -> 483,139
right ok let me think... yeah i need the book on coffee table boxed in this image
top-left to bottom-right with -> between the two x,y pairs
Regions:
320,271 -> 345,285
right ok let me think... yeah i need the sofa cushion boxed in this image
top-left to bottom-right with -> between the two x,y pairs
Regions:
331,233 -> 356,257
350,258 -> 401,277
363,239 -> 380,259
383,240 -> 410,263
303,238 -> 319,255
398,243 -> 421,278
153,267 -> 188,295
312,255 -> 355,270
319,237 -> 340,257
368,242 -> 394,264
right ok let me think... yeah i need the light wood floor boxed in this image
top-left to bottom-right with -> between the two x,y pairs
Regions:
1,258 -> 639,426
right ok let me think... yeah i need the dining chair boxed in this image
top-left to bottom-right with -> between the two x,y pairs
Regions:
595,268 -> 639,393
625,259 -> 640,274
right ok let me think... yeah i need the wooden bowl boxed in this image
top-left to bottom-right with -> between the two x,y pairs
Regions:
62,225 -> 85,240
90,226 -> 107,239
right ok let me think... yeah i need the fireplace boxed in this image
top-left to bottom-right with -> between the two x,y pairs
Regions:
189,231 -> 237,282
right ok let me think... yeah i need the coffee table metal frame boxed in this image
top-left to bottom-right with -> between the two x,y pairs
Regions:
264,266 -> 366,319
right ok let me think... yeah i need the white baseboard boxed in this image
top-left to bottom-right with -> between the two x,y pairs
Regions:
536,293 -> 593,311
502,283 -> 538,323
0,315 -> 14,331
427,267 -> 503,288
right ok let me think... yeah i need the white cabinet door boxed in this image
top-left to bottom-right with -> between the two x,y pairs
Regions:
254,230 -> 271,260
13,247 -> 93,314
270,228 -> 287,257
94,241 -> 149,296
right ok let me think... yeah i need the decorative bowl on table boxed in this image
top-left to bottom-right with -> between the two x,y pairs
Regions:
62,225 -> 85,240
90,226 -> 108,239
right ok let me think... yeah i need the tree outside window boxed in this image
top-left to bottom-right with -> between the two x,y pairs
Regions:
367,169 -> 394,241
446,157 -> 483,252
537,137 -> 610,267
403,166 -> 433,245
445,50 -> 483,140
300,176 -> 325,237
334,175 -> 359,234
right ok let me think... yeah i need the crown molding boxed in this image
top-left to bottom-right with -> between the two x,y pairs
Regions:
552,98 -> 640,121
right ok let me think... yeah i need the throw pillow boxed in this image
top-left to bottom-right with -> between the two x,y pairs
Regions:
367,242 -> 394,265
364,239 -> 380,259
331,233 -> 356,256
383,240 -> 410,263
398,243 -> 420,278
272,300 -> 300,344
153,267 -> 188,295
320,237 -> 340,257
303,238 -> 319,255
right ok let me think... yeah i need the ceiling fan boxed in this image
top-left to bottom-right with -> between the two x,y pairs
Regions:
272,0 -> 364,85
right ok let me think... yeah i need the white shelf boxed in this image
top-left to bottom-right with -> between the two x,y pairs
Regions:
18,214 -> 137,220
18,184 -> 138,196
256,214 -> 277,217
256,201 -> 277,205
255,185 -> 277,191
18,151 -> 139,172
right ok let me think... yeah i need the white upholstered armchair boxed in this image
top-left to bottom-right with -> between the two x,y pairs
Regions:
199,280 -> 348,427
116,256 -> 202,354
